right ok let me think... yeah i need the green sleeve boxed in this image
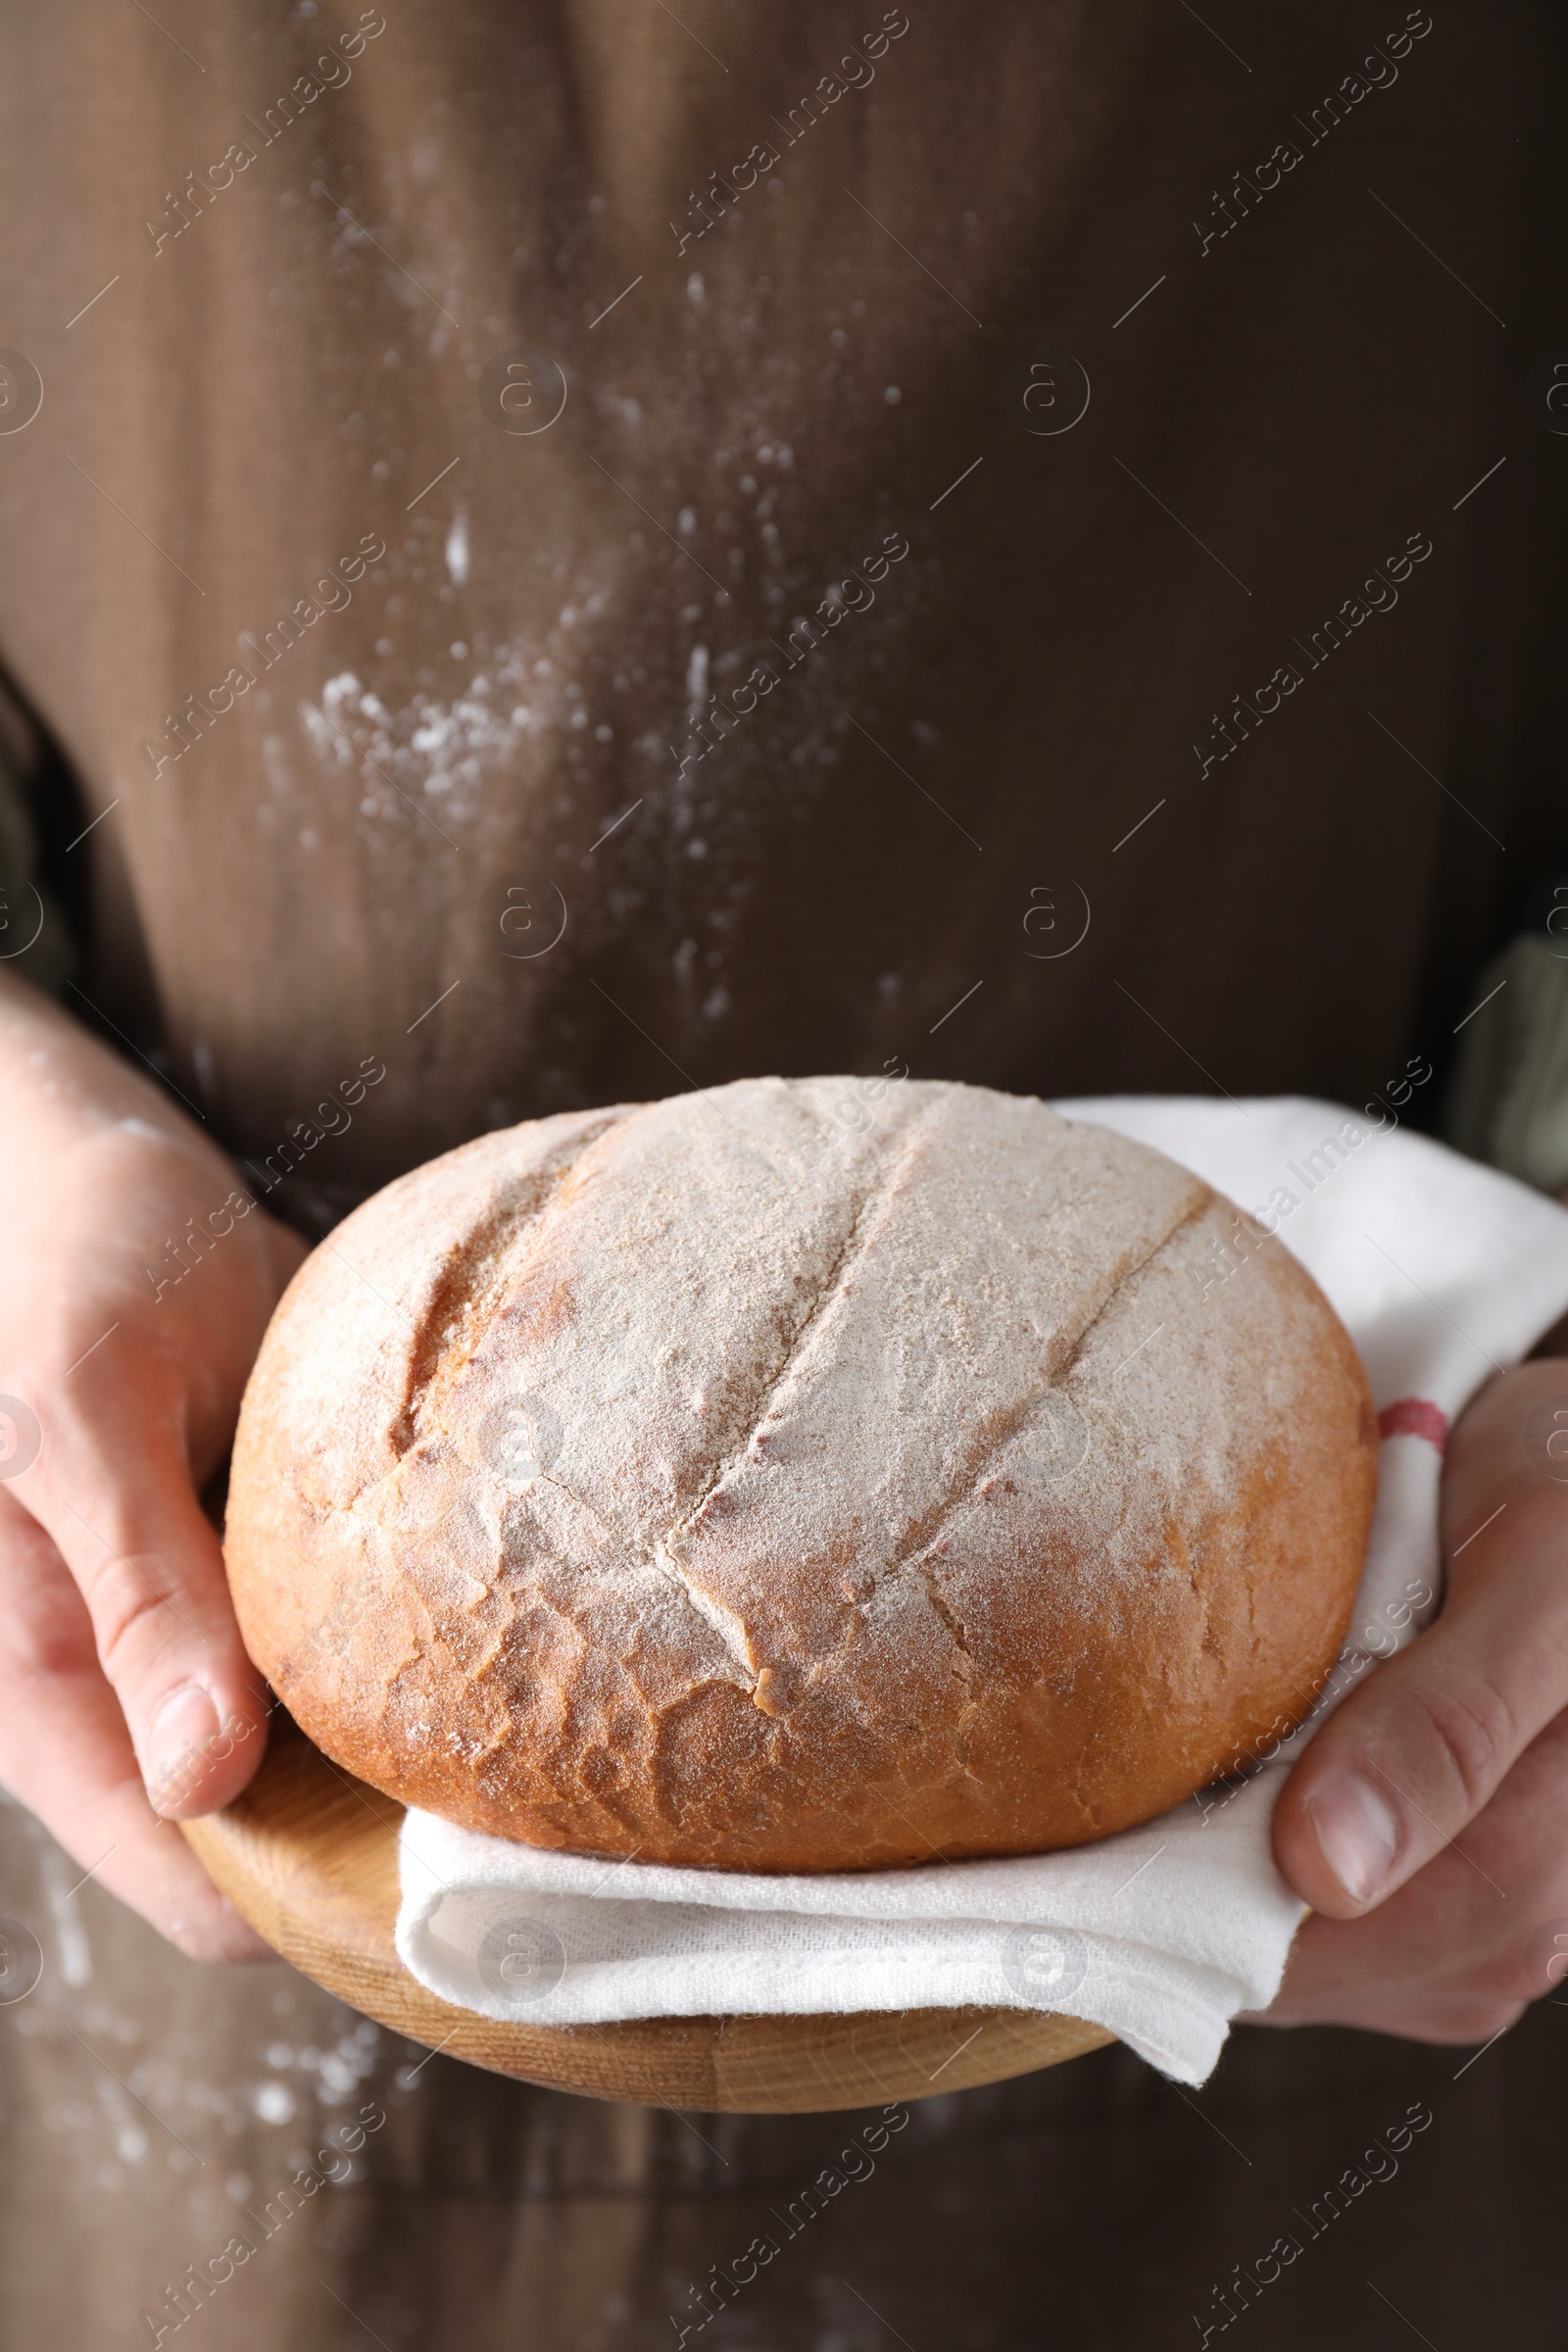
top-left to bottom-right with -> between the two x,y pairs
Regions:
1446,935 -> 1568,1193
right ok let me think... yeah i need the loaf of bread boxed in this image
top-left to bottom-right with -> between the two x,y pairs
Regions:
225,1078 -> 1377,1871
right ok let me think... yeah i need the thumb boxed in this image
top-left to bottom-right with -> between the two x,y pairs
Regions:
1274,1361 -> 1568,1918
23,1394 -> 270,1819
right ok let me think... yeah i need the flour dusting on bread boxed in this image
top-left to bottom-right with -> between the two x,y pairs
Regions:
226,1079 -> 1377,1870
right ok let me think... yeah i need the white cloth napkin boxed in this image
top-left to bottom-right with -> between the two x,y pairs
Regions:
395,1097 -> 1568,2083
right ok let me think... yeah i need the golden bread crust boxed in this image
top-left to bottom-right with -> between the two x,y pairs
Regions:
226,1080 -> 1377,1869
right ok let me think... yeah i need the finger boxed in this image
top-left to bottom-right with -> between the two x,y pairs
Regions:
0,1492 -> 272,1960
16,1361 -> 270,1819
1274,1361 -> 1568,1919
1257,1706 -> 1568,2041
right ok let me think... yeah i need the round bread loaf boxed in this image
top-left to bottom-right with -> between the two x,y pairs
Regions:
225,1078 -> 1377,1871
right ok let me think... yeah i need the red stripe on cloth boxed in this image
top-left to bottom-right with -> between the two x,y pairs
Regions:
1377,1397 -> 1448,1452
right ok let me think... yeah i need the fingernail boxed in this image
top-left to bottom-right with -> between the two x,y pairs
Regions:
1305,1774 -> 1400,1904
143,1684 -> 221,1810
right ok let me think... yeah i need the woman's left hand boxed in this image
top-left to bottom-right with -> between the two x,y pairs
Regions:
1256,1357 -> 1568,2041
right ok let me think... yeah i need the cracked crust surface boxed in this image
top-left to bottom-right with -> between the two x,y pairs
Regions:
225,1079 -> 1378,1870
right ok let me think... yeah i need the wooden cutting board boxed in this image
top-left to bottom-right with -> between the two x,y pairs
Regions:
182,1714 -> 1113,2114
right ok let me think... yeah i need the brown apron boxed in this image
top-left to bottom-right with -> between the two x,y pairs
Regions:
2,3 -> 1565,2342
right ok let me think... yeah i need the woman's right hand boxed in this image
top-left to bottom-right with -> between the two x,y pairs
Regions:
0,970 -> 306,1958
